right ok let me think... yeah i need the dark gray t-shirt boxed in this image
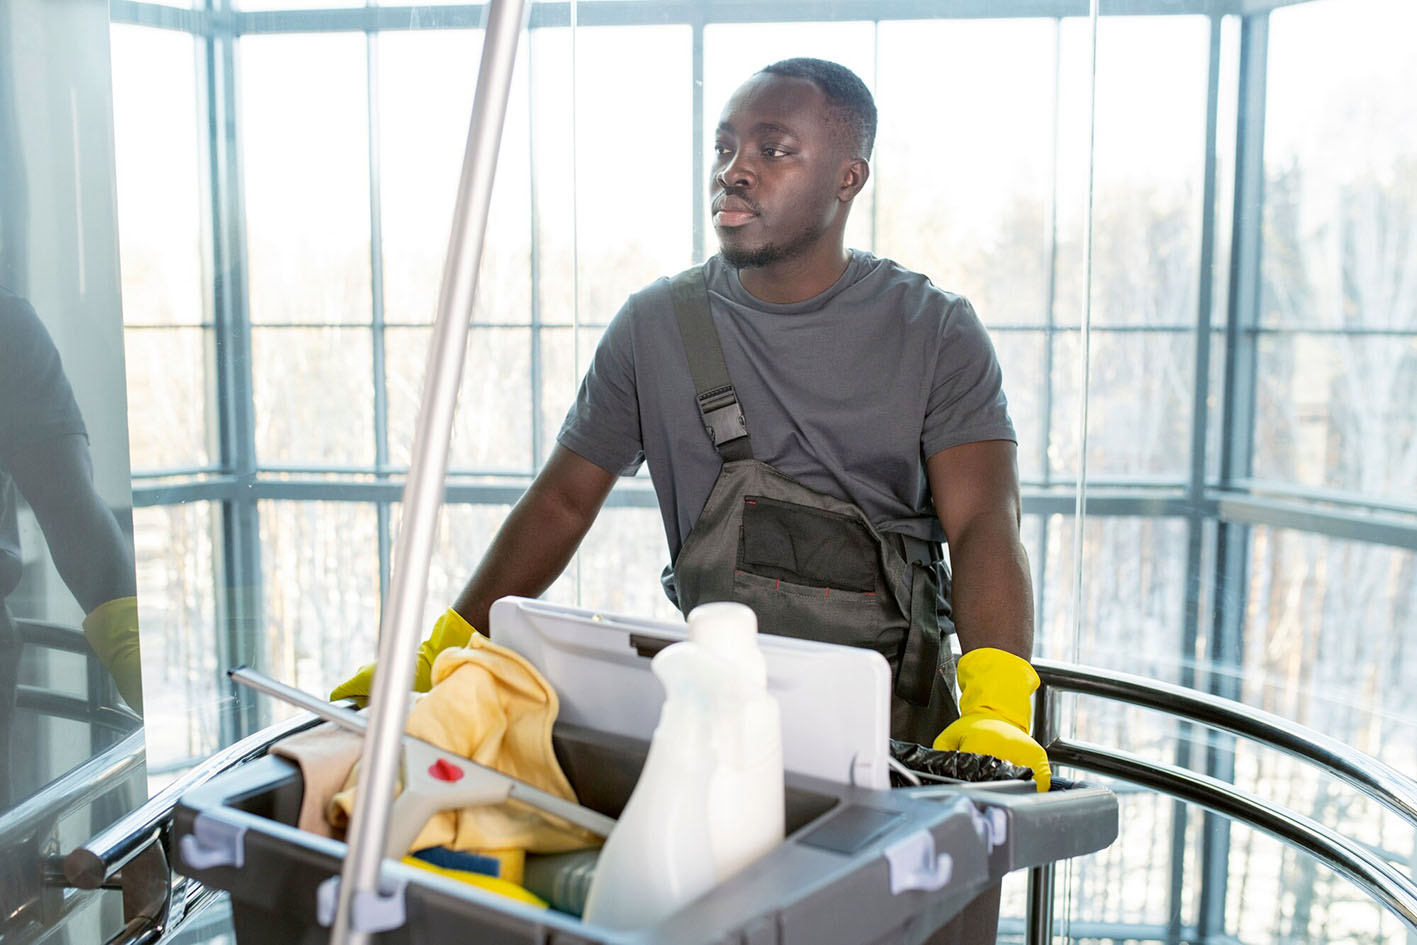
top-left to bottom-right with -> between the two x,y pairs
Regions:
1,289 -> 88,599
557,251 -> 1015,560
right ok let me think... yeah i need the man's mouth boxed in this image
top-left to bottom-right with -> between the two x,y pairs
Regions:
712,194 -> 759,228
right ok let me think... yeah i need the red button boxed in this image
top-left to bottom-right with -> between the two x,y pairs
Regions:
428,758 -> 465,782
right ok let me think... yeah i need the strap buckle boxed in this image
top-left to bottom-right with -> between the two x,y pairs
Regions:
698,386 -> 748,446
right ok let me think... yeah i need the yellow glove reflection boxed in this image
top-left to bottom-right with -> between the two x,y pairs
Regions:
932,647 -> 1051,792
329,608 -> 477,706
82,596 -> 143,714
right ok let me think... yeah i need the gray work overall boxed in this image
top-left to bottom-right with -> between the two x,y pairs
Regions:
660,267 -> 959,745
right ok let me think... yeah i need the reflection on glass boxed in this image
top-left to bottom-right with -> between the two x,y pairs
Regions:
2,0 -> 146,937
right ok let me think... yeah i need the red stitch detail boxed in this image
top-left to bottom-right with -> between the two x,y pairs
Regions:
775,579 -> 781,590
825,587 -> 831,599
745,499 -> 757,505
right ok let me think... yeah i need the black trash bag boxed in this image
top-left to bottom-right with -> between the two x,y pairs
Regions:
889,739 -> 1034,787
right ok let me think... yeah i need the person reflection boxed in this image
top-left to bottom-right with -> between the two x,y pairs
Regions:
0,285 -> 142,774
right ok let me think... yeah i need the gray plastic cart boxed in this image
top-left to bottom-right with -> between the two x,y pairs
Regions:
173,717 -> 1116,945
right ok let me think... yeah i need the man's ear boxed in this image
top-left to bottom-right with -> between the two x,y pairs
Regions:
838,158 -> 870,202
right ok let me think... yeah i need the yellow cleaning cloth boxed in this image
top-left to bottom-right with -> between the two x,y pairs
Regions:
330,633 -> 601,855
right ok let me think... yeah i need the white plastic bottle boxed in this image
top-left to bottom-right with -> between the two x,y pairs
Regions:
582,602 -> 785,930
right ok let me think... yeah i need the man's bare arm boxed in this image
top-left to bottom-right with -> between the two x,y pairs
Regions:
451,444 -> 618,633
926,439 -> 1034,660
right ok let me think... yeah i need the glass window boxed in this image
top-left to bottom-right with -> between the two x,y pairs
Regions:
110,25 -> 205,328
876,18 -> 1055,328
133,502 -> 218,772
1051,331 -> 1196,481
259,500 -> 381,701
251,326 -> 375,467
384,325 -> 534,472
377,29 -> 533,327
124,327 -> 213,471
1262,0 -> 1417,332
240,33 -> 373,325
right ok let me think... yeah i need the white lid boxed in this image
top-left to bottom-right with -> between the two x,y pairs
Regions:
688,602 -> 765,688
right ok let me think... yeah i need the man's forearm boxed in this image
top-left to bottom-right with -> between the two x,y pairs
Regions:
451,459 -> 611,633
947,522 -> 1035,661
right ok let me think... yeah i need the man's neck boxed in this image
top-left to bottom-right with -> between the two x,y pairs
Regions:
737,244 -> 852,305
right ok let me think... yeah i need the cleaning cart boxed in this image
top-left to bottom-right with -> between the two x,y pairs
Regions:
172,597 -> 1117,945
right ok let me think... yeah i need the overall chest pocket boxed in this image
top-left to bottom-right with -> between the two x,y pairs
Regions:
732,495 -> 908,663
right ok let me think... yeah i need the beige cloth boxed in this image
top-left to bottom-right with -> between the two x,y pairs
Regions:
271,721 -> 364,837
330,634 -> 600,855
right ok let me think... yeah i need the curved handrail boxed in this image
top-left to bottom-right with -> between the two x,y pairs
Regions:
1033,658 -> 1417,828
63,709 -> 324,890
0,729 -> 145,852
1048,738 -> 1417,932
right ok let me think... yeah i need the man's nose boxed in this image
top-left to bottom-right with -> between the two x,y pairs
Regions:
715,151 -> 755,190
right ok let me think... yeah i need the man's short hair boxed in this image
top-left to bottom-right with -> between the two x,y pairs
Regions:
759,57 -> 877,160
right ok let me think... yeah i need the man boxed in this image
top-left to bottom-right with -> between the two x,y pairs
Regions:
339,51 -> 1047,784
336,54 -> 1045,942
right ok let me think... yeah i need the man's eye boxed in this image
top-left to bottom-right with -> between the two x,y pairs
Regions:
763,146 -> 788,158
714,144 -> 732,157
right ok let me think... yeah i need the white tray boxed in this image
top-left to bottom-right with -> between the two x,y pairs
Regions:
489,597 -> 892,789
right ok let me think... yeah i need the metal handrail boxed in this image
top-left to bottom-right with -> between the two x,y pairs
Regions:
1033,658 -> 1417,827
63,709 -> 324,889
1050,738 -> 1417,931
1025,660 -> 1417,941
0,729 -> 145,852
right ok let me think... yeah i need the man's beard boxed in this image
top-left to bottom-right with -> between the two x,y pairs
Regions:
720,219 -> 827,270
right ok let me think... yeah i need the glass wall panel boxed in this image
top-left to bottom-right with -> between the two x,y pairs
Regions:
1051,330 -> 1195,481
251,325 -> 375,466
124,326 -> 213,471
385,325 -> 534,472
111,25 -> 205,328
241,33 -> 372,325
377,29 -> 533,327
875,18 -> 1055,329
259,500 -> 380,702
133,502 -> 218,772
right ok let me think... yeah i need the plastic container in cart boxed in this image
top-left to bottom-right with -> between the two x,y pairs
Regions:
173,600 -> 1118,945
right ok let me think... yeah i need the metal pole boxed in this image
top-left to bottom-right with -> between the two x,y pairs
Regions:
329,1 -> 529,941
1026,680 -> 1057,944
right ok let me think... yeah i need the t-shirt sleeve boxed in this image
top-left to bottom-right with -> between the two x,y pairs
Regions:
555,296 -> 646,476
0,295 -> 88,466
920,295 -> 1016,460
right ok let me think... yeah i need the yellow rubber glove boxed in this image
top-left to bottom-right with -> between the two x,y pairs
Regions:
932,647 -> 1051,792
82,596 -> 144,714
329,608 -> 478,706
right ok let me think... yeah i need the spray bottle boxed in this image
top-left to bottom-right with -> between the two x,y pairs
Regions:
581,602 -> 784,929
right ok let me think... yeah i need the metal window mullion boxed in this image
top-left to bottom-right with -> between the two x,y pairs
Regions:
206,3 -> 266,743
1174,13 -> 1227,945
1202,9 -> 1270,942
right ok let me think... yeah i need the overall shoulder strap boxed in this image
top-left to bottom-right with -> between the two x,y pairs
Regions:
668,266 -> 753,461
